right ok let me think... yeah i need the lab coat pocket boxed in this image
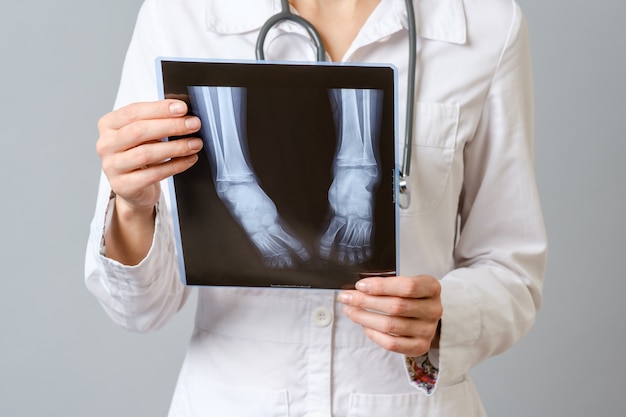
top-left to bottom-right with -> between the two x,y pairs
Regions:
182,379 -> 290,417
347,377 -> 484,417
402,102 -> 459,215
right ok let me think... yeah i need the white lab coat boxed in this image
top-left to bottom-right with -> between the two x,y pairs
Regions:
85,0 -> 547,415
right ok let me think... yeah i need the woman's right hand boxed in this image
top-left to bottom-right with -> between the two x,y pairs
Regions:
96,99 -> 203,264
97,99 -> 203,210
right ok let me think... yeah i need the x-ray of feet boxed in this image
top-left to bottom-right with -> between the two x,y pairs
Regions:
161,60 -> 397,288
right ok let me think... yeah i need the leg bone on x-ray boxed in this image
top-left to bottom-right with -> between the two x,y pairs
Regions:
320,88 -> 383,265
189,86 -> 310,268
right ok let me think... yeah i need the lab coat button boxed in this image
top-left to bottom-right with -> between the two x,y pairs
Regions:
312,307 -> 333,327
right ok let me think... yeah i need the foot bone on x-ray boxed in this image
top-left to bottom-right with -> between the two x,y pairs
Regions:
320,88 -> 383,265
188,86 -> 310,268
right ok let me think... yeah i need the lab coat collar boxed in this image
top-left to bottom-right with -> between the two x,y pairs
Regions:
409,0 -> 467,44
205,0 -> 467,45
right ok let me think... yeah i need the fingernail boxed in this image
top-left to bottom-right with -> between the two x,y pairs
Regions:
170,101 -> 186,114
185,117 -> 200,130
188,138 -> 203,150
355,281 -> 369,292
338,292 -> 352,303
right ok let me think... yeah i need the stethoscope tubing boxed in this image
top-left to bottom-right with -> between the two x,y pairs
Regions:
256,0 -> 417,205
256,0 -> 326,61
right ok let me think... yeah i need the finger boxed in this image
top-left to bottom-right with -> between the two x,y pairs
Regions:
110,153 -> 200,198
105,137 -> 203,175
342,305 -> 427,337
362,327 -> 432,357
99,99 -> 189,131
111,115 -> 201,152
338,289 -> 442,320
355,275 -> 441,299
343,305 -> 438,356
139,153 -> 200,184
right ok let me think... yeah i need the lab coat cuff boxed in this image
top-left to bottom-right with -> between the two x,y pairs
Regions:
98,193 -> 171,288
435,275 -> 482,387
405,352 -> 439,395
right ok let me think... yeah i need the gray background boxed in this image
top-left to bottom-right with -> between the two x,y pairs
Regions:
0,0 -> 623,415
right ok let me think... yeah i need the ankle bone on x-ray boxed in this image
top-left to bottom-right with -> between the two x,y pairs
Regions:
320,88 -> 383,265
188,86 -> 309,268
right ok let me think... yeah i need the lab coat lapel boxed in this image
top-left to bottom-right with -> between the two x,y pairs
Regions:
205,0 -> 278,34
414,0 -> 467,44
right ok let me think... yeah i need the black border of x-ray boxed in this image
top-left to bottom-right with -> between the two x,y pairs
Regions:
158,58 -> 399,289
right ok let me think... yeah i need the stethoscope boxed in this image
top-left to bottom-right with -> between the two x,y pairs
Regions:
256,0 -> 417,210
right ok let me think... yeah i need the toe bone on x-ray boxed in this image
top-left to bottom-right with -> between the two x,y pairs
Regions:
188,85 -> 383,268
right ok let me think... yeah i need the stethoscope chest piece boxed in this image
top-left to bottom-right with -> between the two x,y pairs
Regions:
398,176 -> 410,210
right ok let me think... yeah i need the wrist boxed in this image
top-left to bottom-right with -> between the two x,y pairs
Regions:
105,195 -> 156,265
114,195 -> 156,224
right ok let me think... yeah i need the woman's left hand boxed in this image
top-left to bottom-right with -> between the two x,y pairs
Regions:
338,275 -> 442,357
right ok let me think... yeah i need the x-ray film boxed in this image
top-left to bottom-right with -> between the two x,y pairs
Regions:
158,58 -> 398,289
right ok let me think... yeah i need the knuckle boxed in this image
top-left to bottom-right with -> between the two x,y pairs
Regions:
101,157 -> 114,175
135,169 -> 160,191
381,317 -> 398,334
165,141 -> 190,162
401,279 -> 420,297
419,303 -> 442,322
170,117 -> 186,134
124,122 -> 146,141
384,338 -> 401,353
146,169 -> 162,185
429,279 -> 442,297
132,146 -> 153,167
350,293 -> 365,308
388,298 -> 409,315
431,303 -> 443,320
120,104 -> 140,123
96,115 -> 109,133
95,138 -> 108,157
412,339 -> 430,356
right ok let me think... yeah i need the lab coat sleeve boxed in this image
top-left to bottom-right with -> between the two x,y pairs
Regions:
435,7 -> 547,388
84,0 -> 190,333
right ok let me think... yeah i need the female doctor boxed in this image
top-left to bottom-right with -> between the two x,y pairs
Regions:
86,0 -> 547,416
